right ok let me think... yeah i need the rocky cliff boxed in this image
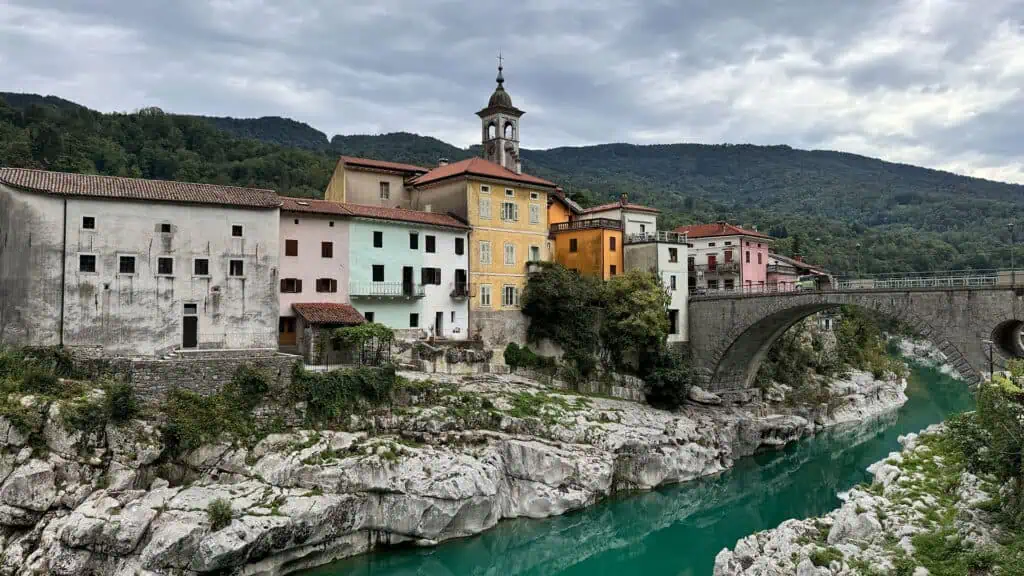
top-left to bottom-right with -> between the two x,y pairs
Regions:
0,368 -> 907,576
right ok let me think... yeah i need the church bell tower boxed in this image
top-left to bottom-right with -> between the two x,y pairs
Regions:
477,57 -> 524,174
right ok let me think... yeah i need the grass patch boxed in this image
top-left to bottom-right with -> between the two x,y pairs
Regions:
809,546 -> 843,567
207,498 -> 233,531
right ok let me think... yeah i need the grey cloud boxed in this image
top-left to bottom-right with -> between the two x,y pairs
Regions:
2,0 -> 1024,183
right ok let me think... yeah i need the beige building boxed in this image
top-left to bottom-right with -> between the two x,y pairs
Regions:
323,156 -> 429,209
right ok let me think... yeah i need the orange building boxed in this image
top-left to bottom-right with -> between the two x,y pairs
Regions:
547,192 -> 624,279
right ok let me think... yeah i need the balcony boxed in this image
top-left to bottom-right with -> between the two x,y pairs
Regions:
550,218 -> 622,233
624,231 -> 688,245
350,282 -> 425,299
693,261 -> 740,274
767,263 -> 798,274
450,282 -> 469,299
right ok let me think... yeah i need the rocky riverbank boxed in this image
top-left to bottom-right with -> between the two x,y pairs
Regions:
713,423 -> 1016,576
0,366 -> 908,576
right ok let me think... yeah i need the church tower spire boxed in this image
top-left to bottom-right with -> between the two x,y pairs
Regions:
477,56 -> 524,174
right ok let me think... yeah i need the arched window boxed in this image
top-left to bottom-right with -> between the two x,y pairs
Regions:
487,123 -> 497,139
504,121 -> 514,139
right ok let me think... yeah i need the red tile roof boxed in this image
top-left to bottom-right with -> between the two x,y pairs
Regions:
343,203 -> 470,229
292,303 -> 366,325
411,157 -> 557,188
0,168 -> 280,208
674,221 -> 772,240
340,156 -> 429,174
581,201 -> 661,215
279,197 -> 470,229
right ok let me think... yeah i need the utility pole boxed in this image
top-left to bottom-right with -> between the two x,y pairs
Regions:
1010,221 -> 1016,287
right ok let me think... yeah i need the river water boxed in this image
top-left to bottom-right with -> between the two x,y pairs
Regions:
307,363 -> 974,576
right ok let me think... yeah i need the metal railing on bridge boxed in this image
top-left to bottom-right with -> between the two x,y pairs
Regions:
690,269 -> 1019,300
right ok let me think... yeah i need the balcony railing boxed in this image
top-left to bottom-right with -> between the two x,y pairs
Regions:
693,261 -> 740,274
766,263 -> 798,274
550,218 -> 622,233
350,282 -> 425,298
624,231 -> 689,245
450,282 -> 469,299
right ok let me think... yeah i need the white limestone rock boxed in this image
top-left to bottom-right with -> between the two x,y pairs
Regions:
0,458 -> 57,511
688,385 -> 723,405
0,417 -> 28,448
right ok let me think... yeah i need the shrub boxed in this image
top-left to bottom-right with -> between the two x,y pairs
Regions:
225,365 -> 270,411
809,546 -> 843,567
293,365 -> 398,426
504,342 -> 521,370
207,499 -> 233,531
504,343 -> 556,372
105,381 -> 139,424
22,368 -> 60,396
161,389 -> 249,454
643,353 -> 692,410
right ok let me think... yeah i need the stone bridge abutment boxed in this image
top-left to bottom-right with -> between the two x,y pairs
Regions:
688,288 -> 1024,392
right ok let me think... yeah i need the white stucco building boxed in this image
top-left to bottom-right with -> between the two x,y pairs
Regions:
0,168 -> 281,356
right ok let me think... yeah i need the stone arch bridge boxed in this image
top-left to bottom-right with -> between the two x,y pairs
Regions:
688,284 -> 1024,392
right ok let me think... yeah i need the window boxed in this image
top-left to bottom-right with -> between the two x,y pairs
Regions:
373,231 -> 383,248
451,310 -> 456,322
708,279 -> 719,290
688,256 -> 695,270
530,192 -> 539,200
529,204 -> 540,224
455,237 -> 465,255
232,225 -> 243,237
501,201 -> 518,222
724,279 -> 735,290
504,243 -> 516,266
421,268 -> 441,285
724,250 -> 733,262
479,241 -> 492,264
746,251 -> 751,263
409,233 -> 419,250
160,223 -> 172,234
669,310 -> 679,335
640,224 -> 646,233
79,254 -> 96,273
479,197 -> 491,219
746,241 -> 751,247
285,239 -> 298,256
725,241 -> 732,246
294,219 -> 299,225
480,185 -> 490,194
409,313 -> 419,328
280,278 -> 302,293
372,265 -> 384,282
569,238 -> 578,253
758,253 -> 762,265
502,285 -> 520,308
425,235 -> 436,253
321,242 -> 333,258
229,260 -> 244,276
316,278 -> 338,293
610,265 -> 617,276
479,284 -> 492,307
505,188 -> 515,197
82,216 -> 95,230
708,254 -> 717,270
670,275 -> 677,291
708,242 -> 716,247
118,256 -> 136,275
194,258 -> 210,276
364,312 -> 375,323
757,243 -> 762,248
379,181 -> 390,199
184,304 -> 198,315
669,248 -> 678,263
610,237 -> 617,251
157,257 -> 173,275
529,245 -> 540,262
329,221 -> 335,227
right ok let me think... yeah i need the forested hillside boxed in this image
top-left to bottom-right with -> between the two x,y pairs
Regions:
1,91 -> 1021,275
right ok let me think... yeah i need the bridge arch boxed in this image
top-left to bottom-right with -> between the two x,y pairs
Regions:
687,289 -> 1024,391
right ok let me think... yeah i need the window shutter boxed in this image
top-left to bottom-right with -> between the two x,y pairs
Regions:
296,279 -> 302,293
514,203 -> 520,221
280,279 -> 286,292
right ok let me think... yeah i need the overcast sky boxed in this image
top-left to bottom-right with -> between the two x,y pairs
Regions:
2,0 -> 1023,183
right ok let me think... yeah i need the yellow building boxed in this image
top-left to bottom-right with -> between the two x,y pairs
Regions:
323,156 -> 428,208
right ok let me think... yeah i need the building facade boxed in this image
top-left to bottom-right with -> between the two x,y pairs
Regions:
323,156 -> 428,209
0,168 -> 281,356
548,192 -> 622,279
767,253 -> 833,291
346,204 -> 470,340
675,222 -> 773,292
622,233 -> 689,342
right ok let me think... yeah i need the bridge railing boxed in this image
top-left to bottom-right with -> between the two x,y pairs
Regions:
690,269 -> 1020,300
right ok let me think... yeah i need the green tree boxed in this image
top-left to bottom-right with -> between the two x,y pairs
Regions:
599,270 -> 671,373
521,262 -> 603,375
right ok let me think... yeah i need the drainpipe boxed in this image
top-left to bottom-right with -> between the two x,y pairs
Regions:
59,198 -> 67,347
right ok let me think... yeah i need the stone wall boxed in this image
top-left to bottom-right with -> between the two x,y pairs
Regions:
472,309 -> 528,348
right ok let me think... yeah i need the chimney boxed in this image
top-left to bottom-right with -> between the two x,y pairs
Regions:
620,193 -> 628,206
438,158 -> 449,167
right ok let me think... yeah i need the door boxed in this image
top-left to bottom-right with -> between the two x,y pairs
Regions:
707,254 -> 717,271
279,317 -> 297,346
403,266 -> 414,296
455,269 -> 467,296
435,311 -> 444,338
183,316 -> 198,349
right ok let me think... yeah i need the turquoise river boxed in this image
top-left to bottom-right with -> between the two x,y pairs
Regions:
307,362 -> 975,576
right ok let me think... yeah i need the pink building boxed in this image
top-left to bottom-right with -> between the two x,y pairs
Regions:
674,222 -> 773,292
